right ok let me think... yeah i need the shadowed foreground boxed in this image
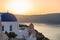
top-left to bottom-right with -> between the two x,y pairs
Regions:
35,30 -> 49,40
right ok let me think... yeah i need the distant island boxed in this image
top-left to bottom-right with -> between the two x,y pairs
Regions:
16,13 -> 60,25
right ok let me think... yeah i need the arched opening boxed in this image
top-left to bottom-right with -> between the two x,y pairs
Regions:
10,25 -> 12,31
2,25 -> 4,31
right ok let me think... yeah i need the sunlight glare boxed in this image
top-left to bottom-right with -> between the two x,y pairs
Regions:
6,0 -> 32,14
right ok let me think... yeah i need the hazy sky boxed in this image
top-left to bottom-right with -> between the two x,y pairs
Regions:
0,0 -> 60,15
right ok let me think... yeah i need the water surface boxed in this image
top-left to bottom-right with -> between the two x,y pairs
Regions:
20,23 -> 60,40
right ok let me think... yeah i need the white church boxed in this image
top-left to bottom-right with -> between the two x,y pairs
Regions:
0,12 -> 36,40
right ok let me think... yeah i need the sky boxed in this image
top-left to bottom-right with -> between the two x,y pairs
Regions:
0,0 -> 60,15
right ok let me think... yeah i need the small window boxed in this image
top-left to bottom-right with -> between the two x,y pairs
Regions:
2,26 -> 4,31
10,25 -> 12,31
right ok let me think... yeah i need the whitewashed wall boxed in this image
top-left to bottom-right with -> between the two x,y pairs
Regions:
2,22 -> 19,34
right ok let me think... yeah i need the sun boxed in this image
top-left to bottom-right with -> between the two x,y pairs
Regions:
6,0 -> 32,15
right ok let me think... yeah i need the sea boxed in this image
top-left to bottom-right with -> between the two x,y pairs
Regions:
20,23 -> 60,40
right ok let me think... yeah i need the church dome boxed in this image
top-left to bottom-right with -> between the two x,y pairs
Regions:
0,13 -> 17,22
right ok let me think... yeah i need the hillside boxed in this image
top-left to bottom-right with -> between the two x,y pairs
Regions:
16,13 -> 60,25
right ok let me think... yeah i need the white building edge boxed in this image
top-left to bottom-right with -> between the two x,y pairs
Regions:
0,12 -> 36,40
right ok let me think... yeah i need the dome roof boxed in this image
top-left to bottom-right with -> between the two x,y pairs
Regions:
0,13 -> 17,22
